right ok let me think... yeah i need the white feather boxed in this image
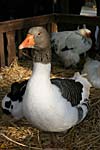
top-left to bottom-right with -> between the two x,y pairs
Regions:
82,57 -> 100,88
2,95 -> 23,120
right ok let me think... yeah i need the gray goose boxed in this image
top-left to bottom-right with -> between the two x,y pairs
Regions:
51,28 -> 92,68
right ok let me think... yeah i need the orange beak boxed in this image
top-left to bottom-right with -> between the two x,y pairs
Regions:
19,34 -> 35,49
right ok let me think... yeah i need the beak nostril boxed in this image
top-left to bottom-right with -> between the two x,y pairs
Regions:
27,40 -> 29,43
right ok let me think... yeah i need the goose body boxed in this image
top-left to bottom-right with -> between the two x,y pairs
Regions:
51,28 -> 92,67
19,26 -> 91,132
82,57 -> 100,89
2,80 -> 28,119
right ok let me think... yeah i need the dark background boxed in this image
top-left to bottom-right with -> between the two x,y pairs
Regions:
0,0 -> 86,21
0,0 -> 59,21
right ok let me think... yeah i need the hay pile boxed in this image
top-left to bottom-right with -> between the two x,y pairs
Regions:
0,57 -> 100,150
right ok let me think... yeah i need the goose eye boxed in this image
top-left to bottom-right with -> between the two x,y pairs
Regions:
38,32 -> 41,35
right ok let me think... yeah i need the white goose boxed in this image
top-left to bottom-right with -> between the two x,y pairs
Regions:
19,26 -> 91,132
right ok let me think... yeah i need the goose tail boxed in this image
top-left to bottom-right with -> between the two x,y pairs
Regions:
76,98 -> 89,124
73,72 -> 92,123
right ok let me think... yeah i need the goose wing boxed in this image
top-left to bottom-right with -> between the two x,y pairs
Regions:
51,78 -> 83,106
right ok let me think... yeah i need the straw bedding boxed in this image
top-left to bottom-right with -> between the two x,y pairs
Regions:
0,56 -> 100,150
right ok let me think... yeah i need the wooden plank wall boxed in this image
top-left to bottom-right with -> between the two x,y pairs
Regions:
0,13 -> 100,68
0,14 -> 55,67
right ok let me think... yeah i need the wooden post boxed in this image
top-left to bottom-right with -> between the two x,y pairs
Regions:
6,31 -> 16,66
0,33 -> 5,67
47,23 -> 58,33
51,22 -> 58,32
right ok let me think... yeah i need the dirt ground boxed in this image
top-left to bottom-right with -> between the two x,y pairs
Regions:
0,56 -> 100,150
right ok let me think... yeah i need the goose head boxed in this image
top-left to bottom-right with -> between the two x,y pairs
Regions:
19,26 -> 51,63
79,28 -> 91,38
19,26 -> 51,50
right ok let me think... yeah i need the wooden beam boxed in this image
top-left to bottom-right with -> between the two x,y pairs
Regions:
54,13 -> 100,26
0,14 -> 55,33
0,14 -> 100,33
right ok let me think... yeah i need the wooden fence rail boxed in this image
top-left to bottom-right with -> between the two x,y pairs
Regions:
0,13 -> 100,68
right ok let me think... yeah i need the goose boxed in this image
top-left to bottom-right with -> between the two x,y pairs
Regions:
2,80 -> 28,119
51,27 -> 92,68
19,26 -> 91,132
82,57 -> 100,89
